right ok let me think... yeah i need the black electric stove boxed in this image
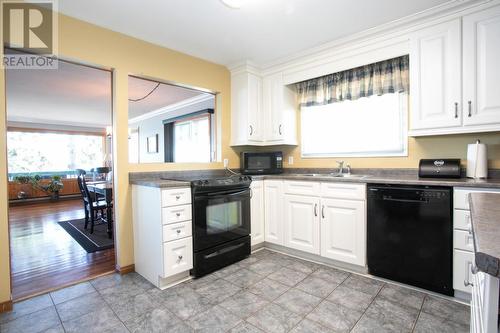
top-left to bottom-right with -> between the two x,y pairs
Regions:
161,175 -> 252,277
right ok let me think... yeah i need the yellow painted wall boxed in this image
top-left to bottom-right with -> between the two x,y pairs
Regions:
0,12 -> 237,303
0,51 -> 12,305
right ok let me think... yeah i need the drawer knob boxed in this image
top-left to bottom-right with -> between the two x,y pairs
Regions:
175,195 -> 181,200
176,229 -> 181,234
176,212 -> 181,217
178,255 -> 183,261
464,279 -> 474,287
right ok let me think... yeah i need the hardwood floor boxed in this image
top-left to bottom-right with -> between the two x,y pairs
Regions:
9,199 -> 116,300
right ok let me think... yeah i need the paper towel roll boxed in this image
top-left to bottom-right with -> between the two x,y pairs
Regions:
466,141 -> 488,179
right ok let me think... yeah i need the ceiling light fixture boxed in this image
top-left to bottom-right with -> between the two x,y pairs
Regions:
220,0 -> 244,9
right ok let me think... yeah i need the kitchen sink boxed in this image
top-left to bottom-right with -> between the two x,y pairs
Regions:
330,174 -> 367,178
296,173 -> 368,179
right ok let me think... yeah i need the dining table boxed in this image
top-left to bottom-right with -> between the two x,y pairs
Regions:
87,182 -> 113,239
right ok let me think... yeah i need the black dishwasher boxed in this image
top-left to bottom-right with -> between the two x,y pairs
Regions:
367,184 -> 453,296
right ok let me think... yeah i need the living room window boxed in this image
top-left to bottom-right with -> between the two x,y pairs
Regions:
7,130 -> 105,177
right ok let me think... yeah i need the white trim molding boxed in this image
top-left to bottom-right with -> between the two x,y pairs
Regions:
128,94 -> 214,124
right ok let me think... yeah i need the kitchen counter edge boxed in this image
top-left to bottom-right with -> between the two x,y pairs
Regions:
469,192 -> 500,278
129,174 -> 500,189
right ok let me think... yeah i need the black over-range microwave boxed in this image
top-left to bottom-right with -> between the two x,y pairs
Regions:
240,151 -> 283,175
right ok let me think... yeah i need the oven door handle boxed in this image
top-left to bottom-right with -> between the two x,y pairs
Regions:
197,189 -> 250,199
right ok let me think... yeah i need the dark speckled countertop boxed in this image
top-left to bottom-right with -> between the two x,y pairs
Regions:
469,193 -> 500,278
130,169 -> 500,189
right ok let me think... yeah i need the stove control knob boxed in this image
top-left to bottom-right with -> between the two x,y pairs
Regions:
239,176 -> 243,181
203,180 -> 210,185
197,180 -> 203,185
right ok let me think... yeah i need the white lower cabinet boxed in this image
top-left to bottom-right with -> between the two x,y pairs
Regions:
264,180 -> 284,245
284,194 -> 320,255
454,249 -> 475,294
163,237 -> 193,277
250,180 -> 265,246
262,180 -> 366,267
132,185 -> 193,289
470,270 -> 500,333
320,198 -> 366,266
453,187 -> 500,296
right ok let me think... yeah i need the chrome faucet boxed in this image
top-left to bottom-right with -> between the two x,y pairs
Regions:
335,160 -> 345,175
346,164 -> 351,176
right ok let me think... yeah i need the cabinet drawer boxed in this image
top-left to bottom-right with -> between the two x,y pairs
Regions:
163,237 -> 193,278
453,249 -> 475,293
320,182 -> 366,200
283,181 -> 320,196
162,204 -> 192,225
161,188 -> 191,207
454,209 -> 472,231
163,221 -> 192,242
454,229 -> 474,252
454,188 -> 500,210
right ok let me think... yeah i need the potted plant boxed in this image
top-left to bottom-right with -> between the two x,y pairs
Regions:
42,176 -> 64,200
13,175 -> 64,200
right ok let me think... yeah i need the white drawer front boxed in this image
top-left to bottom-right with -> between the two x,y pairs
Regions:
163,221 -> 192,242
454,229 -> 474,252
454,209 -> 472,231
163,237 -> 193,278
283,181 -> 320,196
454,188 -> 500,210
320,182 -> 366,200
162,204 -> 192,225
453,249 -> 475,293
161,188 -> 191,207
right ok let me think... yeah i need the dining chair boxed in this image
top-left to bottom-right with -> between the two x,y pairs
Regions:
77,174 -> 110,234
91,167 -> 111,181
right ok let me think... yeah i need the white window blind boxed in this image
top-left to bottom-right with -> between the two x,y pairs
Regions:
300,93 -> 408,157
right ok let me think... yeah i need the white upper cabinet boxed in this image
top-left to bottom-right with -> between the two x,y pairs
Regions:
230,70 -> 263,145
250,180 -> 265,246
463,6 -> 500,127
283,194 -> 320,255
410,19 -> 462,131
262,73 -> 298,145
231,67 -> 297,146
409,5 -> 500,136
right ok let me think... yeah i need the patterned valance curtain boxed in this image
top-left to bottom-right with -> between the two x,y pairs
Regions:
296,55 -> 409,106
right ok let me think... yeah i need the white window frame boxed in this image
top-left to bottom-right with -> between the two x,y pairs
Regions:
300,93 -> 409,158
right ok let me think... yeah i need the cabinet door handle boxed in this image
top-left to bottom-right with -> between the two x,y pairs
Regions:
279,124 -> 282,135
468,101 -> 472,117
321,205 -> 325,219
454,102 -> 458,118
464,279 -> 474,287
314,204 -> 318,217
249,125 -> 253,136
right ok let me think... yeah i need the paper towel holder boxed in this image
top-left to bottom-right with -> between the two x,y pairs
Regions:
466,139 -> 488,179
